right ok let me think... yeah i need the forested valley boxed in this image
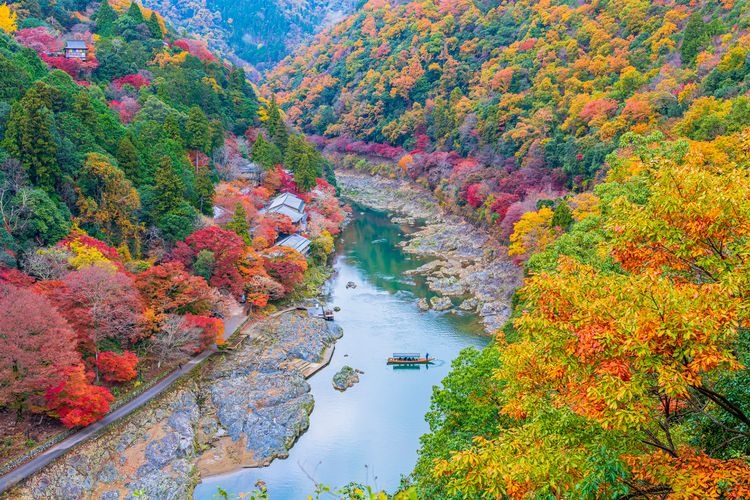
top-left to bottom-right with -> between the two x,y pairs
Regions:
2,0 -> 750,498
265,0 -> 750,497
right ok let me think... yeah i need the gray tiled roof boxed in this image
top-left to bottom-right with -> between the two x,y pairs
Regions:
276,234 -> 311,255
65,40 -> 87,49
268,192 -> 305,212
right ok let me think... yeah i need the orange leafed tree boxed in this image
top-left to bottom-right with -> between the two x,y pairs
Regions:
45,365 -> 114,428
433,132 -> 750,497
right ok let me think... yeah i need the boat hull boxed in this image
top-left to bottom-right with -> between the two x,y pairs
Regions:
387,357 -> 434,364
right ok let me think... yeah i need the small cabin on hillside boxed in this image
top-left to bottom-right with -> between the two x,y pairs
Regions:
276,234 -> 311,256
64,40 -> 87,60
263,192 -> 307,227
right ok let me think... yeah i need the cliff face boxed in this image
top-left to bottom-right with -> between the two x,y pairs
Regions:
139,0 -> 360,71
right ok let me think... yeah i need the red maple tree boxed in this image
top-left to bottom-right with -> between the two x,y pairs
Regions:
45,365 -> 113,427
172,226 -> 246,297
95,351 -> 139,383
0,284 -> 81,413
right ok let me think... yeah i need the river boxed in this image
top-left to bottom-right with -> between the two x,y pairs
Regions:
194,207 -> 488,498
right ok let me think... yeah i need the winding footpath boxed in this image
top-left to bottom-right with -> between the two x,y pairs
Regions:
0,312 -> 248,495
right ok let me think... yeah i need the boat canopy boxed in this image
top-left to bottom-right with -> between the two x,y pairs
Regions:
392,352 -> 421,358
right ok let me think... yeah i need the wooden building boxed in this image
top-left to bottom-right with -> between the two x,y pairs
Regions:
64,40 -> 87,59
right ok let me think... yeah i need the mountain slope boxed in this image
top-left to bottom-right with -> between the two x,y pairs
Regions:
264,1 -> 750,497
266,0 -> 750,195
139,0 -> 361,71
0,0 -> 344,450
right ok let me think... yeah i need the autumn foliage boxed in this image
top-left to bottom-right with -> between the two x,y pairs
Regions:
95,351 -> 139,383
135,262 -> 217,317
430,132 -> 750,498
0,283 -> 81,413
45,365 -> 114,428
172,226 -> 246,297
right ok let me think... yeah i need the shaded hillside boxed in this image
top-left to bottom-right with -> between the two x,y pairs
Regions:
139,0 -> 361,71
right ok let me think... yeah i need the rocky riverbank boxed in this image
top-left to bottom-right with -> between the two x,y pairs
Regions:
337,171 -> 521,333
10,311 -> 342,499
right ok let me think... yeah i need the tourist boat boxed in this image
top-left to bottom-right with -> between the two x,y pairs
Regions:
387,352 -> 434,364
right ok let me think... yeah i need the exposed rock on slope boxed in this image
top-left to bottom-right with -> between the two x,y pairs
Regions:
12,312 -> 342,498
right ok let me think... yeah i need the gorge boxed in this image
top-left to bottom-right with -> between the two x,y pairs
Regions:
3,0 -> 750,497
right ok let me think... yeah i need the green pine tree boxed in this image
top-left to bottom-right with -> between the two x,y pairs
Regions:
283,134 -> 306,171
284,135 -> 322,192
681,13 -> 707,66
147,11 -> 162,38
251,134 -> 282,170
163,112 -> 183,145
72,91 -> 97,128
266,97 -> 288,153
127,1 -> 144,23
153,156 -> 184,217
193,250 -> 216,282
186,106 -> 211,154
2,88 -> 59,193
227,67 -> 258,133
225,203 -> 251,245
551,201 -> 573,230
116,134 -> 141,184
194,165 -> 215,215
94,0 -> 117,36
228,67 -> 248,92
294,151 -> 319,192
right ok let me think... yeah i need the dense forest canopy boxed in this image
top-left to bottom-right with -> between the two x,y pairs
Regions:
412,130 -> 750,497
0,0 -> 345,438
2,0 -> 750,497
266,0 -> 750,238
261,0 -> 750,497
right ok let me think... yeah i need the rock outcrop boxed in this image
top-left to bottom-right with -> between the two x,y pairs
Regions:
15,389 -> 201,500
332,366 -> 362,392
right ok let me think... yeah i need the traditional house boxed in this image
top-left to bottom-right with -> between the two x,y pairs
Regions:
276,234 -> 311,256
263,192 -> 307,228
64,40 -> 87,60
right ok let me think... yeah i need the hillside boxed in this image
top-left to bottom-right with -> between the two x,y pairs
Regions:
2,0 -> 750,497
0,0 -> 344,465
263,0 -> 750,497
139,0 -> 361,71
266,0 -> 750,235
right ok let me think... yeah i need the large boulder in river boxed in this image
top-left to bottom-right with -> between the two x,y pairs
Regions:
459,298 -> 479,312
417,298 -> 430,311
333,366 -> 362,391
430,296 -> 453,311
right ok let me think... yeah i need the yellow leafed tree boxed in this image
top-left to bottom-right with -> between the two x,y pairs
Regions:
508,207 -> 556,257
0,4 -> 18,33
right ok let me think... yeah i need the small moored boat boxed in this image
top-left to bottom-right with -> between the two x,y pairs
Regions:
387,352 -> 434,364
